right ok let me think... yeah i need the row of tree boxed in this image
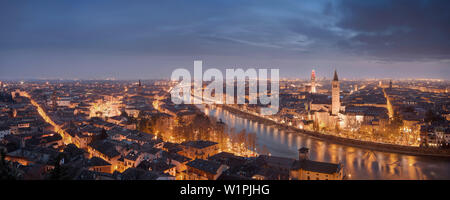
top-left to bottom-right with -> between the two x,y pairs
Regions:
136,112 -> 258,156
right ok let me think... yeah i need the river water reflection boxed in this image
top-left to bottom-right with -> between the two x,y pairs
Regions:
199,105 -> 450,180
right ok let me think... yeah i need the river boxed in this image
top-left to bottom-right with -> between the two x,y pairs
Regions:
199,105 -> 450,180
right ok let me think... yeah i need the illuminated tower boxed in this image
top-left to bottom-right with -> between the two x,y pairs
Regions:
389,80 -> 392,89
331,70 -> 340,115
310,69 -> 316,93
138,80 -> 143,94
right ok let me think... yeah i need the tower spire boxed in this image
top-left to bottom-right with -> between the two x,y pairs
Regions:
138,80 -> 143,95
331,69 -> 340,115
333,69 -> 338,81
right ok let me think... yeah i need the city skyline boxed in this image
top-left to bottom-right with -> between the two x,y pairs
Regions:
0,65 -> 449,81
1,0 -> 450,80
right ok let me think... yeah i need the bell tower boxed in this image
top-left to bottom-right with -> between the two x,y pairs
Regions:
138,80 -> 143,95
331,70 -> 340,115
310,69 -> 316,93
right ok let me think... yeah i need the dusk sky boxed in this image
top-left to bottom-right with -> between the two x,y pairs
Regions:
0,0 -> 449,80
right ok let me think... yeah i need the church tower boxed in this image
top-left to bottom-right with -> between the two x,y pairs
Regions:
138,80 -> 143,94
331,70 -> 340,115
310,69 -> 316,93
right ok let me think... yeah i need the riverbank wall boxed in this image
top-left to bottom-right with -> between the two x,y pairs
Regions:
216,104 -> 450,158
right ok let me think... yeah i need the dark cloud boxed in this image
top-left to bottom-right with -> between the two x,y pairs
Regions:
335,0 -> 450,61
0,0 -> 448,79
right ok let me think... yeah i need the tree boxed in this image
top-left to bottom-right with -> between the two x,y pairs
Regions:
424,109 -> 445,123
48,154 -> 71,180
247,132 -> 257,152
313,121 -> 319,131
0,150 -> 21,180
138,118 -> 151,133
334,123 -> 340,133
120,110 -> 129,118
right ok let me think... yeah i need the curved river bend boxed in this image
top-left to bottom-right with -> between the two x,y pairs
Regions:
199,105 -> 450,180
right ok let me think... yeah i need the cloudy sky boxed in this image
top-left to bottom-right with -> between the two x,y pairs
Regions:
0,0 -> 449,80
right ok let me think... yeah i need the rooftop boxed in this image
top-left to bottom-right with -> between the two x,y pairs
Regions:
292,159 -> 341,174
186,159 -> 223,175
